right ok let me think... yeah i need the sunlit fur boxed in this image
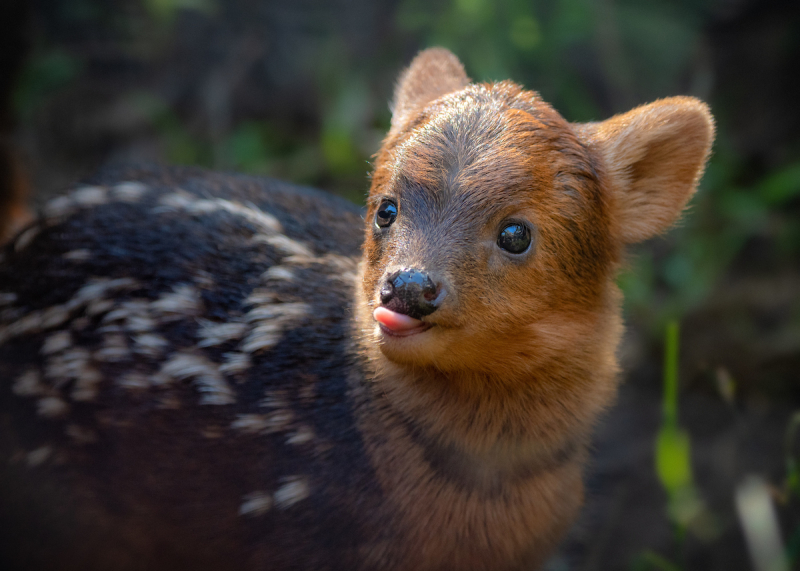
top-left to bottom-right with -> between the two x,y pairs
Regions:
353,47 -> 714,569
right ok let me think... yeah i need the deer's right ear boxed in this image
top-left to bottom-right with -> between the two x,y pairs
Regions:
390,48 -> 470,132
576,97 -> 715,244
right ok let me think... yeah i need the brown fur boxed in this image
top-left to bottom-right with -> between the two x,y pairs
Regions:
0,48 -> 714,570
354,48 -> 713,568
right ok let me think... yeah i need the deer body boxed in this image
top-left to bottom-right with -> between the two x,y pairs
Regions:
0,49 -> 714,570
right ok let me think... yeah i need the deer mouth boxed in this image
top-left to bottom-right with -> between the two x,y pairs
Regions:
373,306 -> 433,337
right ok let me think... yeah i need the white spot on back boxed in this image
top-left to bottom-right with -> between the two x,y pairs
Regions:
12,369 -> 46,397
27,446 -> 53,467
264,410 -> 294,432
63,249 -> 92,261
71,186 -> 108,206
40,305 -> 71,329
274,476 -> 310,509
72,278 -> 139,308
245,289 -> 278,306
41,331 -> 72,355
94,334 -> 130,362
14,225 -> 40,252
253,234 -> 313,257
157,190 -> 194,210
117,372 -> 150,390
321,253 -> 359,273
157,394 -> 181,409
244,303 -> 310,323
260,390 -> 289,409
111,181 -> 148,202
66,424 -> 97,444
151,284 -> 202,321
159,351 -> 235,405
286,425 -> 315,446
239,492 -> 272,516
102,300 -> 150,328
37,397 -> 69,418
71,366 -> 103,401
240,323 -> 284,353
231,410 -> 294,435
321,253 -> 359,282
43,195 -> 74,219
271,252 -> 358,284
231,414 -> 270,434
133,333 -> 169,357
0,279 -> 139,345
240,303 -> 310,353
262,266 -> 295,281
45,347 -> 90,383
87,298 -> 115,317
219,352 -> 251,376
156,194 -> 283,235
201,426 -> 223,439
192,270 -> 216,288
281,254 -> 316,265
196,320 -> 247,348
125,314 -> 156,333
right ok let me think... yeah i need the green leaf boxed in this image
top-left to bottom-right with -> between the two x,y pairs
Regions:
656,425 -> 692,493
321,127 -> 360,176
758,162 -> 800,206
510,16 -> 542,51
142,0 -> 216,24
13,50 -> 82,119
662,320 -> 680,426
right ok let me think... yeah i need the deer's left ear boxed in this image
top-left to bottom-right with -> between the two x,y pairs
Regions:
390,47 -> 470,133
576,97 -> 715,244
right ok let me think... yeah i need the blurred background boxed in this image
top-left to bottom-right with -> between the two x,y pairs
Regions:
1,0 -> 799,569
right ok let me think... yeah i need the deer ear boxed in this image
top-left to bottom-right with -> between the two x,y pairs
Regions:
577,97 -> 715,244
391,48 -> 470,132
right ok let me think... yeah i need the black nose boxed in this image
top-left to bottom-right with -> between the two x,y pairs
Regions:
380,268 -> 439,319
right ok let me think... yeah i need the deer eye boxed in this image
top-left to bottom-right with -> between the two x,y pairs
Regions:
375,200 -> 398,228
497,223 -> 531,254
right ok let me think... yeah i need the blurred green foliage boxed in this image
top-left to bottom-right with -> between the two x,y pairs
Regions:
647,322 -> 718,569
12,0 -> 799,330
13,49 -> 82,121
11,0 -> 798,343
142,0 -> 215,24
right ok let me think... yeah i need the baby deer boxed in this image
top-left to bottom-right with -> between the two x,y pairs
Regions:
0,48 -> 713,570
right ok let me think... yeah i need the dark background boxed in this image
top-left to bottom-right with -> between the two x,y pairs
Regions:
1,0 -> 799,569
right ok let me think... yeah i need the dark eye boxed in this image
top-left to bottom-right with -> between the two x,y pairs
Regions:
497,223 -> 531,254
375,200 -> 398,229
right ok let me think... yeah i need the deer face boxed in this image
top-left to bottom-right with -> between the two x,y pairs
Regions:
360,49 -> 713,377
362,82 -> 616,374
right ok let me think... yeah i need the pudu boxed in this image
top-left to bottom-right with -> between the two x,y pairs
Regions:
0,48 -> 714,570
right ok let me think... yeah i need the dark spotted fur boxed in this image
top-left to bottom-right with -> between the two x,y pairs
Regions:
0,165 -> 382,570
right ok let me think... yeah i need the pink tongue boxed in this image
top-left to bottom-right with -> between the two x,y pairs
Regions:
373,307 -> 424,332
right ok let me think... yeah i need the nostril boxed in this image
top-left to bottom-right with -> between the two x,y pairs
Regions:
380,281 -> 395,304
422,283 -> 438,302
420,274 -> 437,300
